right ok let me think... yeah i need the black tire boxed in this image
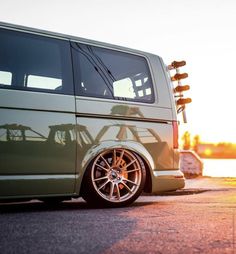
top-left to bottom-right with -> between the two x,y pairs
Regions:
81,148 -> 146,208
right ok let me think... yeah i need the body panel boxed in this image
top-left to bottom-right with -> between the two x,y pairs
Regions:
73,117 -> 180,194
0,90 -> 76,196
0,175 -> 75,197
152,170 -> 185,192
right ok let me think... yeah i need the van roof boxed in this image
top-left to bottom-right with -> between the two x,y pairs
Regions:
0,21 -> 159,58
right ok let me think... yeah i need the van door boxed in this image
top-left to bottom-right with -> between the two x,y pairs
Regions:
0,28 -> 76,197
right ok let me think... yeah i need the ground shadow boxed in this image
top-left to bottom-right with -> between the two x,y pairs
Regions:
0,198 -> 154,214
0,199 -> 142,254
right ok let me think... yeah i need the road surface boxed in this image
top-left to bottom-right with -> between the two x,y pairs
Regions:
0,177 -> 235,254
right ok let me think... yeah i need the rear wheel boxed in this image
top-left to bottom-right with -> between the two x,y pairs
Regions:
81,148 -> 146,207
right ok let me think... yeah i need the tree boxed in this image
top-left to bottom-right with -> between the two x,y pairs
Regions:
192,135 -> 200,152
182,131 -> 191,150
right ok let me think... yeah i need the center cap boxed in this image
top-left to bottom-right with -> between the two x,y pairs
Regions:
111,171 -> 118,179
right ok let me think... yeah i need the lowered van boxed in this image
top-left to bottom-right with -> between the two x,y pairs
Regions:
0,22 -> 190,207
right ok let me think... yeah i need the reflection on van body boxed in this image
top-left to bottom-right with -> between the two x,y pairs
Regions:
0,122 -> 76,174
0,22 -> 184,207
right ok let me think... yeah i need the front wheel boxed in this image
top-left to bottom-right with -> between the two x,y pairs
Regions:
81,148 -> 146,207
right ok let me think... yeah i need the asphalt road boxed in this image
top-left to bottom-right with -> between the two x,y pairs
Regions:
0,178 -> 236,254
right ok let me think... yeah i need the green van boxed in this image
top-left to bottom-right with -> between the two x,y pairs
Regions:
0,22 -> 186,207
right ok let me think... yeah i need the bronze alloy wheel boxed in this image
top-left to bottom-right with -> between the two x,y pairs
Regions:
82,148 -> 146,207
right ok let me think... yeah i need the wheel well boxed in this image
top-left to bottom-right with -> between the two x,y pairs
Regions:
133,152 -> 152,193
141,157 -> 152,193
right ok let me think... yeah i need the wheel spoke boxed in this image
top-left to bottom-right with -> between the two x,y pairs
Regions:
116,149 -> 125,167
121,181 -> 133,193
100,155 -> 111,169
127,168 -> 140,173
98,179 -> 110,190
112,149 -> 117,167
109,182 -> 115,199
95,163 -> 109,172
93,175 -> 108,182
122,177 -> 138,186
125,159 -> 137,169
116,183 -> 121,200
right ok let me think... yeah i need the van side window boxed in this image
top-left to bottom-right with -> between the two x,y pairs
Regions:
72,43 -> 154,103
0,71 -> 12,85
0,28 -> 73,95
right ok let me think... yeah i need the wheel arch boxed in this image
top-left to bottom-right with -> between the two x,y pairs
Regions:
76,140 -> 155,195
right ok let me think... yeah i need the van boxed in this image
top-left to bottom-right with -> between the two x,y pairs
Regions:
0,22 -> 189,207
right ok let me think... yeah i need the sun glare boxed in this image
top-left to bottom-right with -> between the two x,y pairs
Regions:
204,148 -> 212,157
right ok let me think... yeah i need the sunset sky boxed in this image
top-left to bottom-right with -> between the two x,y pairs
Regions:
1,0 -> 236,143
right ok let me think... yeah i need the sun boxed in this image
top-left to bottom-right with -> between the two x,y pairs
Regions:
204,148 -> 212,157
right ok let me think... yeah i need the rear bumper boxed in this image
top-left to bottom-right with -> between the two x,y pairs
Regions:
151,170 -> 185,193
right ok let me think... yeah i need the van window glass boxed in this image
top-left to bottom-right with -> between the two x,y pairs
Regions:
72,43 -> 154,103
0,28 -> 73,94
113,78 -> 135,99
0,71 -> 12,85
27,75 -> 62,90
